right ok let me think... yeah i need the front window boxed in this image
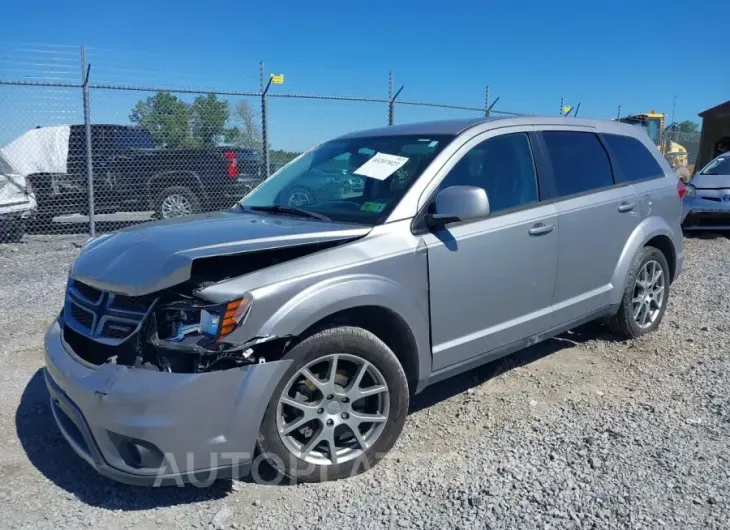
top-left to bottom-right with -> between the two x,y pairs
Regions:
240,134 -> 454,224
699,156 -> 730,176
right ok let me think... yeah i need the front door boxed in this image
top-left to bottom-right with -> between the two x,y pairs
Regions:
424,129 -> 559,371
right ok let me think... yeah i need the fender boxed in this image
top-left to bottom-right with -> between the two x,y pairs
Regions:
146,170 -> 207,202
256,274 -> 432,390
609,216 -> 677,306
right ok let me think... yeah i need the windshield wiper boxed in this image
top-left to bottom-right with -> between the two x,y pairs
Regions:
248,205 -> 331,221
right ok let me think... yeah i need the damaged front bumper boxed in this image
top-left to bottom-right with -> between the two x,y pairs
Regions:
43,319 -> 292,486
682,193 -> 730,230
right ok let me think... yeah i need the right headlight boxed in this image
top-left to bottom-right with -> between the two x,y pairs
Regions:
213,294 -> 254,342
685,183 -> 696,198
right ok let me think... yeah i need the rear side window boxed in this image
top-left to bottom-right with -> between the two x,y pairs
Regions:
541,131 -> 614,198
603,133 -> 664,183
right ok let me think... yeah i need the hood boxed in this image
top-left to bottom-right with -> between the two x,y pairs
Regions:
71,210 -> 371,296
690,173 -> 730,190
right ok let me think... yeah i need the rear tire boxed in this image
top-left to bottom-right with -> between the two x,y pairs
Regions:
155,186 -> 201,219
607,246 -> 670,339
257,326 -> 409,483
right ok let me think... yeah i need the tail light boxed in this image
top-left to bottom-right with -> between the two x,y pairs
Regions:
676,180 -> 687,199
224,150 -> 238,178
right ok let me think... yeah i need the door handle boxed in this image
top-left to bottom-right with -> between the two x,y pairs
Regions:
618,201 -> 635,212
528,223 -> 555,236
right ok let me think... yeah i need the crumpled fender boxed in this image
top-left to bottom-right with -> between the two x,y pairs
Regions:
256,273 -> 432,388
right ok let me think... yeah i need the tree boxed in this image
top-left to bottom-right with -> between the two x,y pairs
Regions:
224,101 -> 263,149
129,92 -> 190,148
676,120 -> 699,134
190,93 -> 229,147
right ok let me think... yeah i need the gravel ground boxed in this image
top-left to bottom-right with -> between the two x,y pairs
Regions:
0,233 -> 728,529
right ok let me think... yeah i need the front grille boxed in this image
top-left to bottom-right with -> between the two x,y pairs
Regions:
70,303 -> 94,331
63,324 -> 137,365
109,293 -> 155,313
71,280 -> 102,304
63,281 -> 157,346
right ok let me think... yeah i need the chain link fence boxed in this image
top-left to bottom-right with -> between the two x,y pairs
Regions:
2,43 -> 680,244
1,46 -> 527,243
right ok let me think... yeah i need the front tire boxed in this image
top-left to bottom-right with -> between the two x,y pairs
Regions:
607,246 -> 670,339
257,326 -> 409,483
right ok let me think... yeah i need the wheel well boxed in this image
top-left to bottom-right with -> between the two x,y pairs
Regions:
645,235 -> 676,282
147,172 -> 205,207
296,306 -> 420,394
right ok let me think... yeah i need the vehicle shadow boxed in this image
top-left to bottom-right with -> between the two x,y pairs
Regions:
15,370 -> 231,510
410,321 -> 618,412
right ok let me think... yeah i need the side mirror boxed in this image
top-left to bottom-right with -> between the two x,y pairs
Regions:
426,185 -> 490,227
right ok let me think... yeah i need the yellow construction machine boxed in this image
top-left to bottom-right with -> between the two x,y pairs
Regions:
617,111 -> 691,172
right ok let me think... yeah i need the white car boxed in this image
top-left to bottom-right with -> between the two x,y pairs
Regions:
682,153 -> 730,231
0,154 -> 37,242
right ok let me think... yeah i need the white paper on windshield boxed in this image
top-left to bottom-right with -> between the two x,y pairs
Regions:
354,152 -> 409,181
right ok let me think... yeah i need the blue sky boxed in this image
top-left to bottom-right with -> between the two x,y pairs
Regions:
2,0 -> 727,151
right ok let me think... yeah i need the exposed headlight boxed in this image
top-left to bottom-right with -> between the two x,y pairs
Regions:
211,294 -> 254,342
685,184 -> 696,198
157,293 -> 253,345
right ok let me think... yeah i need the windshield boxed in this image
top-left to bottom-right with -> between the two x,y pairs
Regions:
240,134 -> 454,224
699,156 -> 730,175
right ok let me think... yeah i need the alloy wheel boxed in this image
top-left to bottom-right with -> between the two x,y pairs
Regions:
277,353 -> 390,466
632,260 -> 665,329
160,194 -> 193,218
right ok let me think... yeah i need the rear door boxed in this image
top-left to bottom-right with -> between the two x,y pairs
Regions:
424,128 -> 559,371
602,132 -> 680,231
535,128 -> 640,324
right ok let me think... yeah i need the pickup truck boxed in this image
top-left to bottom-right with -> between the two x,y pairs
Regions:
2,125 -> 262,222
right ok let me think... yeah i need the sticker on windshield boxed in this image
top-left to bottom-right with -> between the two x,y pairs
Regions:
353,152 -> 409,181
360,201 -> 387,213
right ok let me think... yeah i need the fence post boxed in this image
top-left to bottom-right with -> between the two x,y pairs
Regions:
388,72 -> 394,126
388,73 -> 404,127
260,61 -> 270,178
81,45 -> 95,237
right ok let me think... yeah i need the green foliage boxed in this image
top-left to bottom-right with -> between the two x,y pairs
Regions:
270,149 -> 301,167
130,92 -> 234,148
190,94 -> 229,147
676,120 -> 699,134
129,92 -> 190,148
224,101 -> 263,149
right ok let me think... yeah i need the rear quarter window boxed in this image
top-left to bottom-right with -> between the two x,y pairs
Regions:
602,133 -> 664,183
541,131 -> 614,198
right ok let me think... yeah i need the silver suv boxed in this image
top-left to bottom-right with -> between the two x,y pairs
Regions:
44,117 -> 684,486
